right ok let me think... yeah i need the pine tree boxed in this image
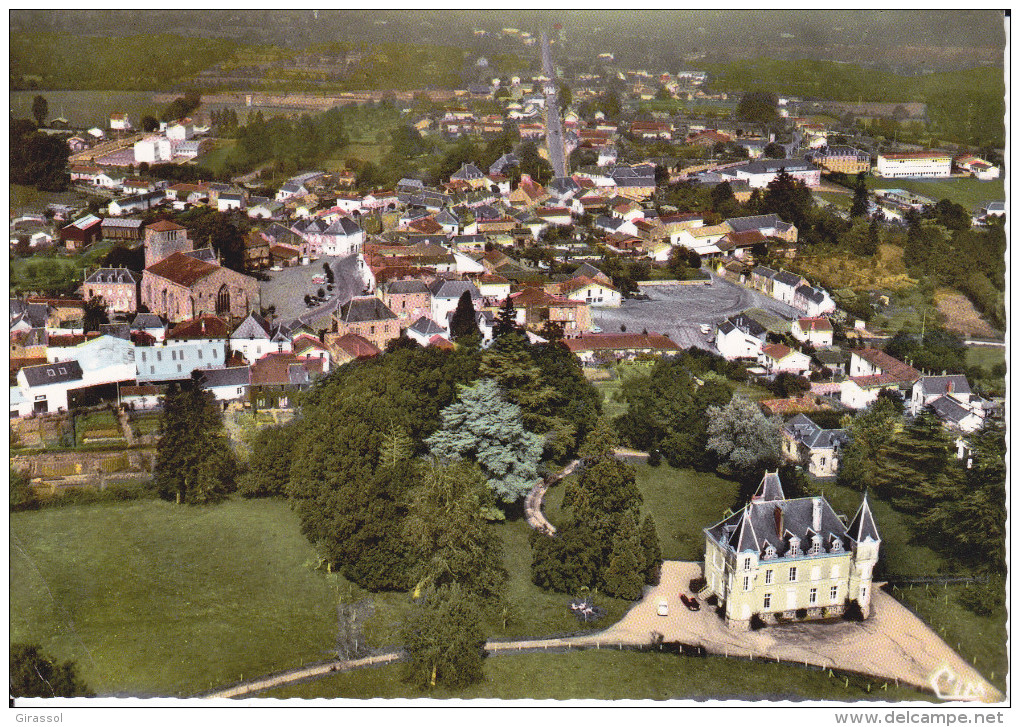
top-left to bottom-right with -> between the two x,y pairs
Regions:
871,411 -> 962,514
449,291 -> 480,341
154,373 -> 237,504
640,514 -> 663,585
10,644 -> 93,698
493,295 -> 520,338
850,172 -> 869,218
379,422 -> 414,468
425,379 -> 543,504
602,513 -> 645,599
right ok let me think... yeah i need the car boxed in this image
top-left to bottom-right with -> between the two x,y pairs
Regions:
590,325 -> 603,334
700,324 -> 712,335
656,598 -> 669,617
680,594 -> 700,611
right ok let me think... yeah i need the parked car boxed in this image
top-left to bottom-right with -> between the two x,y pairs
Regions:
680,593 -> 700,611
657,598 -> 669,616
700,324 -> 711,335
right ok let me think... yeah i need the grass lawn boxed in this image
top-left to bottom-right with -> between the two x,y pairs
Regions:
11,498 -> 341,697
965,345 -> 1005,371
195,139 -> 237,176
263,649 -> 930,701
865,176 -> 1004,211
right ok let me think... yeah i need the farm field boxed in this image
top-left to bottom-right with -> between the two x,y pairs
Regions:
10,91 -> 161,130
934,288 -> 1000,339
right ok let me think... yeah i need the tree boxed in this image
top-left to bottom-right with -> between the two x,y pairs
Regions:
761,169 -> 814,229
736,91 -> 779,124
767,373 -> 811,399
31,95 -> 48,127
516,140 -> 553,185
763,142 -> 786,159
602,512 -> 645,599
10,120 -> 70,191
871,411 -> 962,514
140,114 -> 159,132
529,525 -> 601,592
154,373 -> 237,504
449,291 -> 480,341
10,644 -> 94,697
401,583 -> 487,691
849,172 -> 869,218
655,86 -> 672,101
239,422 -> 300,498
557,81 -> 572,109
426,379 -> 543,504
566,418 -> 642,539
10,467 -> 38,512
706,396 -> 782,483
639,514 -> 662,584
710,181 -> 739,217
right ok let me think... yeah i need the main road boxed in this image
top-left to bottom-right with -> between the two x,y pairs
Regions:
540,32 -> 567,178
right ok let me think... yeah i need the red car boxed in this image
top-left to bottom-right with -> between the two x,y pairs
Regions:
680,593 -> 700,611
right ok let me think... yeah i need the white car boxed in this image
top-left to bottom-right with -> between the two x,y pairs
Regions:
657,598 -> 669,617
700,324 -> 712,335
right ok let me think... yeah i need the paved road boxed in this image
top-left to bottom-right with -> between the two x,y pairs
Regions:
540,33 -> 566,178
260,254 -> 364,328
592,273 -> 800,352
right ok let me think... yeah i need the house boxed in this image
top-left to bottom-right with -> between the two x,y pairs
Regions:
60,215 -> 102,251
507,288 -> 591,338
509,175 -> 550,208
136,315 -> 229,383
953,154 -> 1000,181
327,332 -> 381,365
230,311 -> 291,364
13,360 -> 85,415
791,317 -> 833,348
715,313 -> 768,360
794,285 -> 835,317
46,333 -> 137,389
141,251 -> 261,323
703,472 -> 880,630
428,279 -> 482,330
563,333 -> 681,363
406,316 -> 448,347
81,268 -> 140,315
198,366 -> 251,403
806,146 -> 871,175
926,393 -> 991,435
249,353 -> 325,408
474,273 -> 512,303
131,312 -> 167,343
134,137 -> 172,164
546,276 -> 622,307
332,296 -> 400,350
782,414 -> 850,478
101,217 -> 145,242
875,152 -> 952,179
759,344 -> 811,376
840,349 -> 921,409
217,193 -> 245,212
378,279 -> 432,327
320,217 -> 364,257
726,214 -> 798,244
909,375 -> 971,416
291,333 -> 331,369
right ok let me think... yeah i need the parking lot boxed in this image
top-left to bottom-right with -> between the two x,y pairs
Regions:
260,255 -> 365,327
592,274 -> 801,351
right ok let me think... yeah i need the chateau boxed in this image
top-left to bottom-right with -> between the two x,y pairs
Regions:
703,472 -> 880,631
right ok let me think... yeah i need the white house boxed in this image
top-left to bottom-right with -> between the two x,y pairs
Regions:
769,270 -> 805,306
230,312 -> 291,365
794,285 -> 836,317
791,317 -> 833,348
428,279 -> 481,331
875,152 -> 952,179
166,121 -> 194,141
909,375 -> 972,416
321,217 -> 364,257
406,316 -> 448,346
46,334 -> 137,388
217,193 -> 245,212
553,277 -> 622,307
759,343 -> 811,376
715,313 -> 768,360
198,366 -> 251,403
134,137 -> 172,164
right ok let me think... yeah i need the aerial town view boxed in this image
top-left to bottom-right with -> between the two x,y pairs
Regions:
8,9 -> 1008,712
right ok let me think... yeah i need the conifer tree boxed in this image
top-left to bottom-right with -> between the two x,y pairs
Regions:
602,513 -> 645,600
493,295 -> 520,338
401,583 -> 487,691
426,379 -> 543,504
850,172 -> 870,218
640,514 -> 663,585
449,291 -> 480,341
871,411 -> 962,514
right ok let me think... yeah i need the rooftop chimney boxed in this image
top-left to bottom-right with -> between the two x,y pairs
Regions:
774,504 -> 784,539
812,497 -> 822,532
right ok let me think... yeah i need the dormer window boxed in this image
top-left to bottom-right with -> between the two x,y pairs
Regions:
808,538 -> 823,556
830,538 -> 843,553
788,536 -> 801,557
762,545 -> 776,560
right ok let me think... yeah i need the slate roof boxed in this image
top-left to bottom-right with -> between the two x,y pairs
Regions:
199,366 -> 251,388
325,217 -> 362,236
98,323 -> 131,340
428,279 -> 481,300
846,496 -> 881,543
231,312 -> 272,340
773,270 -> 803,287
184,247 -> 218,263
724,313 -> 767,339
796,285 -> 828,304
101,218 -> 144,229
84,267 -> 138,285
146,252 -> 218,287
737,159 -> 813,174
917,375 -> 971,397
451,163 -> 485,181
386,279 -> 430,295
783,413 -> 850,450
21,360 -> 84,386
409,316 -> 446,337
707,493 -> 853,557
727,214 -> 789,233
489,153 -> 519,175
131,313 -> 165,331
337,296 -> 398,323
753,472 -> 786,502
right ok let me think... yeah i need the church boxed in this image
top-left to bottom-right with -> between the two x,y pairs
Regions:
140,220 -> 260,323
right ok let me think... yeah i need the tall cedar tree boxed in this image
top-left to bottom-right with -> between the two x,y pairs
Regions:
602,512 -> 646,599
480,333 -> 574,458
425,378 -> 543,504
154,373 -> 237,504
449,291 -> 480,341
530,340 -> 603,451
850,172 -> 870,218
871,411 -> 962,514
493,295 -> 520,338
403,460 -> 507,602
640,514 -> 663,585
10,644 -> 93,698
82,297 -> 109,334
401,583 -> 487,691
761,170 -> 814,230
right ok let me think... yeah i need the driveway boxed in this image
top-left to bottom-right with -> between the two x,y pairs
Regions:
592,274 -> 800,352
573,562 -> 1002,702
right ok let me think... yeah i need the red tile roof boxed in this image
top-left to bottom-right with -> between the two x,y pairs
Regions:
250,352 -> 324,385
331,333 -> 381,360
146,220 -> 186,232
167,315 -> 229,340
796,317 -> 833,332
555,276 -> 618,296
428,334 -> 455,350
853,348 -> 920,382
762,343 -> 795,360
146,251 -> 219,287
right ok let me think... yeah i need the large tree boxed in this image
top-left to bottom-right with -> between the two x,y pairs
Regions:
761,169 -> 814,229
154,373 -> 237,504
31,94 -> 48,127
735,91 -> 779,124
239,421 -> 300,498
836,396 -> 902,492
401,583 -> 487,691
449,291 -> 480,341
849,172 -> 870,218
10,644 -> 93,698
706,396 -> 782,484
426,378 -> 543,505
82,296 -> 109,334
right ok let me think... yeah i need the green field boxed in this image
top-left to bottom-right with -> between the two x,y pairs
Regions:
10,183 -> 89,214
10,90 -> 162,128
865,176 -> 1004,211
264,649 -> 929,701
194,139 -> 237,176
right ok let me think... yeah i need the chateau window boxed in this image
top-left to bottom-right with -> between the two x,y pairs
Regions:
743,575 -> 751,592
808,540 -> 822,556
764,569 -> 773,585
763,545 -> 777,560
809,588 -> 817,605
830,586 -> 839,601
763,593 -> 772,609
860,586 -> 868,600
743,556 -> 752,570
789,567 -> 798,583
